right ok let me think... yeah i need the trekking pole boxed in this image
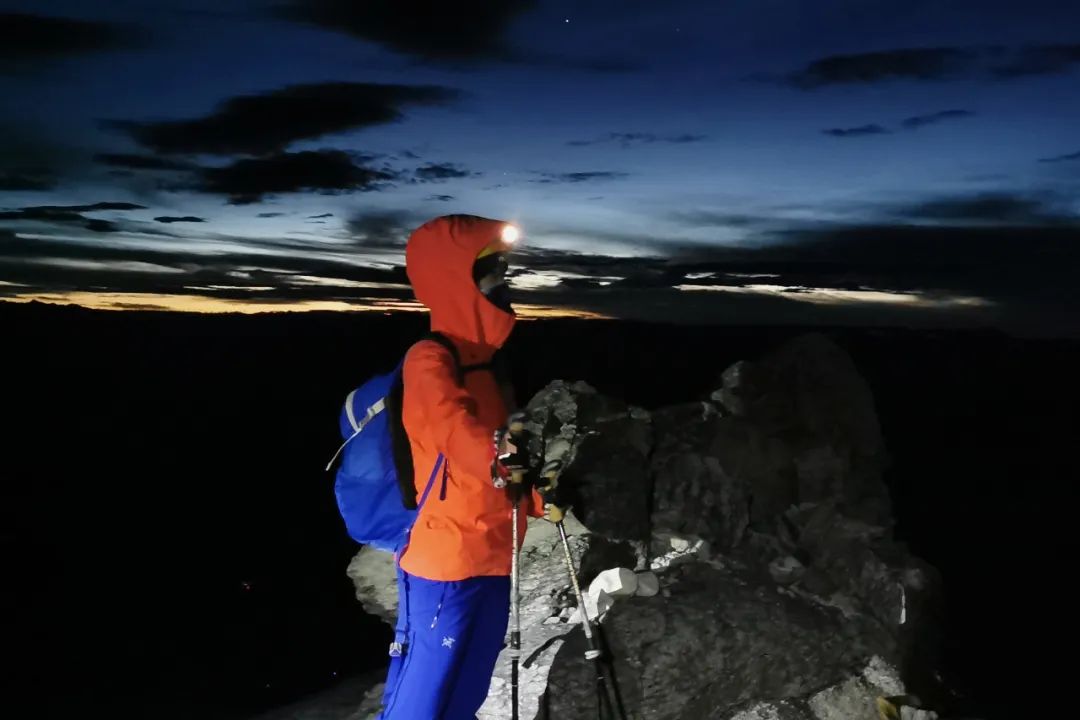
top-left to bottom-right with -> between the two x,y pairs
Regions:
509,473 -> 524,720
546,499 -> 627,720
496,413 -> 530,720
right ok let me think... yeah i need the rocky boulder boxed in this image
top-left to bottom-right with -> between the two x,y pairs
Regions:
345,546 -> 398,626
515,380 -> 653,547
344,333 -> 955,720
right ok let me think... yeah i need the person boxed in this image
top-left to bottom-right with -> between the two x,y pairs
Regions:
376,214 -> 545,719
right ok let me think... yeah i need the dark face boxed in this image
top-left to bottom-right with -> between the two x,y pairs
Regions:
472,251 -> 512,313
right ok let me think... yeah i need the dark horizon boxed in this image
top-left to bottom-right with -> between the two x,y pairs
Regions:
2,1 -> 1080,337
6,300 -> 1078,720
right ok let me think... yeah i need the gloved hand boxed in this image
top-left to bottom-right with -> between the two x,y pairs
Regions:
492,412 -> 574,521
535,460 -> 572,522
492,412 -> 535,489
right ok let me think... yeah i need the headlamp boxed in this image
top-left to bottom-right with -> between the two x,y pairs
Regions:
477,223 -> 521,259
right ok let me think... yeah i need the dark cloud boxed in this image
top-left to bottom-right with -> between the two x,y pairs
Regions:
1038,150 -> 1080,164
518,220 -> 1080,325
0,233 -> 413,304
413,162 -> 475,182
257,212 -> 286,218
896,192 -> 1077,225
271,1 -> 639,73
1,124 -> 93,192
539,55 -> 644,74
272,0 -> 534,63
762,224 -> 1080,312
0,202 -> 146,220
567,132 -> 708,148
154,216 -> 205,224
84,219 -> 120,233
104,82 -> 460,156
823,124 -> 891,138
104,302 -> 172,311
522,190 -> 1080,313
194,150 -> 397,205
784,47 -> 973,88
781,44 -> 1080,88
0,13 -> 138,70
93,153 -> 197,171
900,109 -> 976,129
532,171 -> 630,184
4,213 -> 1078,334
308,213 -> 334,219
345,210 -> 421,248
0,202 -> 146,235
0,170 -> 56,191
822,110 -> 975,138
426,195 -> 455,202
670,210 -> 779,229
991,43 -> 1080,78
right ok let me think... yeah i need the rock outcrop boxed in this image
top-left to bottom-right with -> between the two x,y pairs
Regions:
345,333 -> 955,720
345,547 -> 399,626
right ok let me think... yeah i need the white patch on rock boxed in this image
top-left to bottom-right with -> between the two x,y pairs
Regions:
861,655 -> 906,697
591,567 -> 638,597
651,537 -> 710,570
568,588 -> 613,625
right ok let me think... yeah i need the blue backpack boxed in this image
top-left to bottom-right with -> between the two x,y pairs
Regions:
325,332 -> 497,553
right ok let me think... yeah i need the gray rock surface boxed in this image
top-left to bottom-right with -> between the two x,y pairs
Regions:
714,333 -> 893,526
539,557 -> 898,719
651,401 -> 750,553
341,333 -> 951,720
726,656 -> 906,720
518,380 -> 653,544
344,546 -> 398,625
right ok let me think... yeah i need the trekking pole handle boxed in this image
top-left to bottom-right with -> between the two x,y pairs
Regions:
493,414 -> 533,489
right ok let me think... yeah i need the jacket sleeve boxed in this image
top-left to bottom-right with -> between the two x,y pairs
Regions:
403,341 -> 497,488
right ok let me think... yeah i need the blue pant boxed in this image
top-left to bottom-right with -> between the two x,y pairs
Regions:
377,570 -> 510,719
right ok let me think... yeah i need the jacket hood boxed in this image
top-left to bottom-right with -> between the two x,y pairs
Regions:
406,214 -> 516,355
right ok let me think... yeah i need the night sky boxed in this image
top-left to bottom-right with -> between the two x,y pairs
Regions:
2,1 -> 1079,335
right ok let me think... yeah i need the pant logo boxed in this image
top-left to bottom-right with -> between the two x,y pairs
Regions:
442,636 -> 456,649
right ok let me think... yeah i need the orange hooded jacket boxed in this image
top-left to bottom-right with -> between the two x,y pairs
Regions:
398,215 -> 543,582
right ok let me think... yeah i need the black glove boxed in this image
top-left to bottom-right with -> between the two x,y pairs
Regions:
493,412 -> 535,488
492,413 -> 573,517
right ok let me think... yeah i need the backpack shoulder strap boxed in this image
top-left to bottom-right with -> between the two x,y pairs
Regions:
385,365 -> 418,509
422,331 -> 501,386
421,331 -> 464,386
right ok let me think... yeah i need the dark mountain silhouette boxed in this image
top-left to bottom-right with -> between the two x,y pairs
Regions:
2,301 -> 1076,719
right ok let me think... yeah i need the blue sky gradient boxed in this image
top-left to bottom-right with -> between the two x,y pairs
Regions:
2,0 -> 1079,333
